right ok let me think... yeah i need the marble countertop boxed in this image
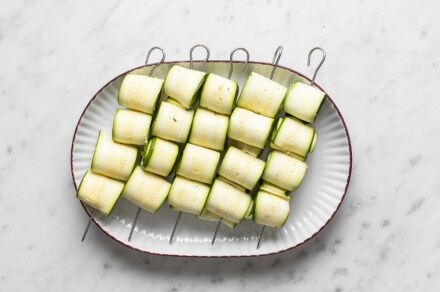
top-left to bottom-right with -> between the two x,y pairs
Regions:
1,0 -> 439,291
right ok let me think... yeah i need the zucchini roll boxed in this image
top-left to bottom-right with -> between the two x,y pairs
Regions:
77,171 -> 125,216
237,72 -> 287,118
91,131 -> 137,181
122,166 -> 171,213
118,74 -> 163,114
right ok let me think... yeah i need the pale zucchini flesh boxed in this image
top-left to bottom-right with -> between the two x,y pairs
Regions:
284,82 -> 326,123
270,141 -> 307,161
167,176 -> 211,215
163,65 -> 206,109
237,72 -> 287,118
196,209 -> 237,229
229,139 -> 263,157
189,108 -> 229,151
228,107 -> 274,149
77,171 -> 125,216
254,190 -> 290,228
262,150 -> 308,192
260,181 -> 288,198
205,178 -> 251,223
176,143 -> 220,184
91,131 -> 138,181
271,117 -> 315,157
118,74 -> 163,114
122,166 -> 171,213
151,101 -> 195,143
199,73 -> 238,115
218,146 -> 265,190
141,137 -> 179,177
112,109 -> 152,145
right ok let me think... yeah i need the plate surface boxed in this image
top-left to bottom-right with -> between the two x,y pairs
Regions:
71,61 -> 352,257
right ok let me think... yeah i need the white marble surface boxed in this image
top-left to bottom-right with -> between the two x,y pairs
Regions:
1,0 -> 439,291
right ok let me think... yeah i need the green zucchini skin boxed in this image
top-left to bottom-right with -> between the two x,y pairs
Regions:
118,74 -> 164,114
284,82 -> 326,123
77,170 -> 125,216
91,131 -> 138,182
163,65 -> 207,109
237,72 -> 287,118
122,166 -> 171,213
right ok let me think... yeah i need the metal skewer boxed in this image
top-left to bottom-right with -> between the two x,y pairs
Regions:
256,45 -> 283,249
211,47 -> 250,245
126,46 -> 166,242
307,47 -> 326,86
81,208 -> 96,242
169,44 -> 210,244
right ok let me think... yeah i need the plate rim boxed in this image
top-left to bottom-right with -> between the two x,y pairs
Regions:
70,60 -> 353,258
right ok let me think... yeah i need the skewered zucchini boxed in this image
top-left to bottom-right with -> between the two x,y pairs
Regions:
163,65 -> 206,109
228,107 -> 274,149
254,190 -> 290,228
262,150 -> 308,192
189,108 -> 229,151
77,171 -> 125,216
237,72 -> 287,118
271,117 -> 315,157
199,73 -> 238,115
118,74 -> 163,114
122,166 -> 171,213
176,143 -> 220,184
141,137 -> 179,177
284,82 -> 326,123
91,131 -> 137,181
167,176 -> 210,215
112,109 -> 152,145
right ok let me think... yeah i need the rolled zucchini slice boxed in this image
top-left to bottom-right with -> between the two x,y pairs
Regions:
112,109 -> 152,145
284,82 -> 326,123
189,108 -> 229,151
121,166 -> 171,213
262,150 -> 308,192
237,72 -> 287,118
228,107 -> 274,148
151,101 -> 195,143
77,171 -> 125,216
229,139 -> 263,157
167,176 -> 210,215
199,73 -> 238,115
271,117 -> 315,157
91,131 -> 138,181
163,65 -> 206,109
141,137 -> 179,177
218,146 -> 265,190
254,190 -> 290,228
176,143 -> 220,184
205,178 -> 252,223
118,74 -> 163,114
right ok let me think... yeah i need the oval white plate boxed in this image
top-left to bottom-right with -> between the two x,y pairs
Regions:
71,61 -> 352,257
